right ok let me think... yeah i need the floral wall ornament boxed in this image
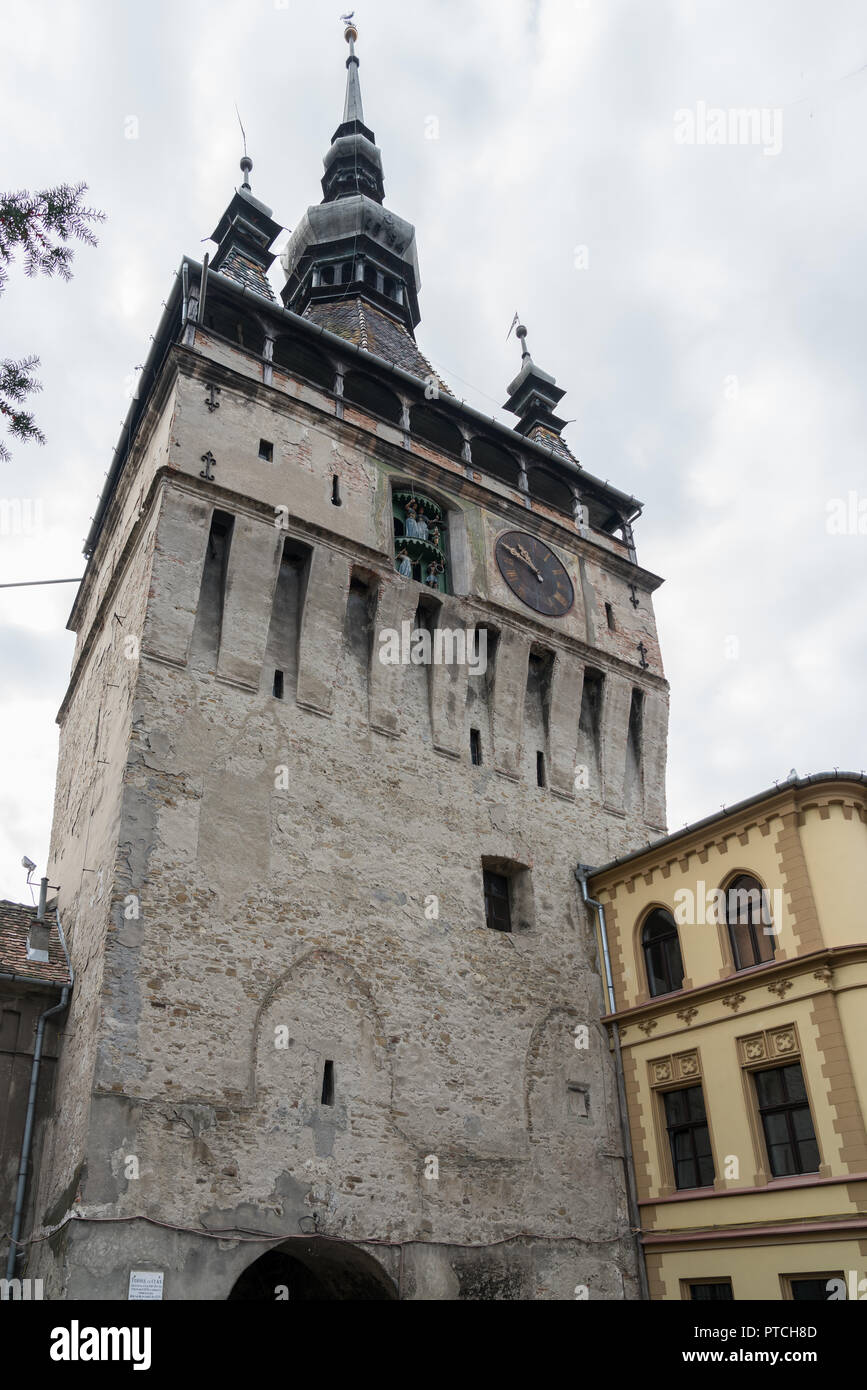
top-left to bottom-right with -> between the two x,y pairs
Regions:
771,1029 -> 796,1054
767,978 -> 793,999
676,1006 -> 699,1026
744,1038 -> 766,1061
638,1018 -> 658,1036
721,992 -> 746,1012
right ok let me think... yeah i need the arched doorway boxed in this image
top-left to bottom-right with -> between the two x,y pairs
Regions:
227,1238 -> 397,1301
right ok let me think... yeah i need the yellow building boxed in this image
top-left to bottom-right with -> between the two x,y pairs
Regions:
584,771 -> 867,1301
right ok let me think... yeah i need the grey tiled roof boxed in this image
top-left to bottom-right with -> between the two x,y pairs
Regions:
304,298 -> 452,395
0,901 -> 69,985
217,247 -> 276,302
526,423 -> 578,466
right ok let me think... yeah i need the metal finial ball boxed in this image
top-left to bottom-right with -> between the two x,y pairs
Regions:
516,324 -> 527,339
240,155 -> 253,174
344,23 -> 358,43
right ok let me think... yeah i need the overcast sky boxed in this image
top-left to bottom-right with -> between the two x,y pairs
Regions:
1,0 -> 864,901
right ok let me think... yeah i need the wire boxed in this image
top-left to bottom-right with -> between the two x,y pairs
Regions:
0,577 -> 83,588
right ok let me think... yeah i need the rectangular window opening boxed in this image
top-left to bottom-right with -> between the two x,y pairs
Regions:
273,669 -> 284,700
470,728 -> 482,766
332,474 -> 342,506
605,601 -> 615,631
536,751 -> 546,787
259,438 -> 274,462
483,869 -> 512,933
754,1063 -> 819,1177
663,1084 -> 715,1190
688,1282 -> 734,1302
321,1060 -> 334,1106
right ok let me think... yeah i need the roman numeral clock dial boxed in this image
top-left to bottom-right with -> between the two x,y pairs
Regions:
494,530 -> 574,616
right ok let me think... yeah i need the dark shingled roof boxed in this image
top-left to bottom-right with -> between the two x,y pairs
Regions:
0,900 -> 69,986
304,298 -> 452,396
525,423 -> 579,467
217,246 -> 276,302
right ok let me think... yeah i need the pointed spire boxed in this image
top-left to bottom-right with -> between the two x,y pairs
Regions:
321,20 -> 385,204
503,319 -> 568,439
342,19 -> 364,125
208,150 -> 282,302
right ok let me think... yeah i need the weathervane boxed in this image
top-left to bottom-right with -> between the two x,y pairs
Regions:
235,105 -> 252,190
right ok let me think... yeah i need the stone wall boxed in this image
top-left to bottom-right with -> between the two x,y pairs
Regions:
31,339 -> 668,1299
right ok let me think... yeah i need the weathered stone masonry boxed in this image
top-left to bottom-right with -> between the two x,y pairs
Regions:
28,30 -> 669,1300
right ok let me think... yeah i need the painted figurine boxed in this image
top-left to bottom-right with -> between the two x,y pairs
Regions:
404,499 -> 421,538
395,546 -> 412,578
425,560 -> 444,588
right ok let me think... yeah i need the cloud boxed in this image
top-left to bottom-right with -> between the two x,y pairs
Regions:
0,0 -> 864,896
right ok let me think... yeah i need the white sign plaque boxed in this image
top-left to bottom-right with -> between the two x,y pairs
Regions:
128,1270 -> 164,1300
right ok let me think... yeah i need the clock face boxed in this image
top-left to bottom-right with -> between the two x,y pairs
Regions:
495,530 -> 574,616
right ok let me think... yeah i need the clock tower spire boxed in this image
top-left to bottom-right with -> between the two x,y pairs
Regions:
280,21 -> 425,348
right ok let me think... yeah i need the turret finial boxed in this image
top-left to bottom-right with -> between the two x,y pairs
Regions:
339,13 -> 363,124
240,155 -> 253,191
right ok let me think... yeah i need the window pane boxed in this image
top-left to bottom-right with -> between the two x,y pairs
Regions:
675,1156 -> 697,1189
690,1283 -> 733,1301
782,1064 -> 807,1103
791,1278 -> 834,1301
767,1140 -> 796,1177
763,1112 -> 789,1146
729,921 -> 755,969
663,937 -> 685,991
792,1106 -> 816,1141
664,1091 -> 689,1126
756,928 -> 776,962
755,1069 -> 785,1107
796,1138 -> 820,1173
697,1150 -> 715,1186
686,1086 -> 707,1121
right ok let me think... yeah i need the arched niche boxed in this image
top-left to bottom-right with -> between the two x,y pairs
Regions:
343,371 -> 403,424
203,296 -> 266,355
272,334 -> 334,391
410,403 -> 463,456
470,437 -> 522,489
527,467 -> 574,516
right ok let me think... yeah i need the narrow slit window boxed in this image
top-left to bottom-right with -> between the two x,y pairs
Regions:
605,602 -> 615,631
259,439 -> 274,462
321,1060 -> 334,1107
273,670 -> 284,700
332,474 -> 342,506
470,728 -> 482,765
483,870 -> 512,933
536,751 -> 546,787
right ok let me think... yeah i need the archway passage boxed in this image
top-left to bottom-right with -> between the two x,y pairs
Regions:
227,1239 -> 397,1301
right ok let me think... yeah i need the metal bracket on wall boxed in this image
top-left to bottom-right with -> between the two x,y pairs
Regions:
200,451 -> 217,481
204,385 -> 221,413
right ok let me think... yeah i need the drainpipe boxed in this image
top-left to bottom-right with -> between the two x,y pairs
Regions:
575,865 -> 650,1302
5,906 -> 74,1282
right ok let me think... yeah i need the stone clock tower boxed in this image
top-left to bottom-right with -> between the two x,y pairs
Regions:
28,25 -> 668,1300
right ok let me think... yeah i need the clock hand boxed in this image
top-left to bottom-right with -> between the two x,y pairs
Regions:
505,544 -> 544,581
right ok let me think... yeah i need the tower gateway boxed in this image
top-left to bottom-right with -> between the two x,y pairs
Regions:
28,28 -> 669,1299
